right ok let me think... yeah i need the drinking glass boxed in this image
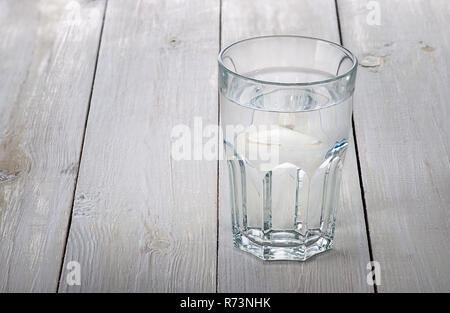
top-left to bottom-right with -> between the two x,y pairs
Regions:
218,35 -> 357,261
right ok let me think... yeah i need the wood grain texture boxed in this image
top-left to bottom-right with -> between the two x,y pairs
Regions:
218,0 -> 372,292
338,0 -> 450,292
0,0 -> 105,292
58,0 -> 220,292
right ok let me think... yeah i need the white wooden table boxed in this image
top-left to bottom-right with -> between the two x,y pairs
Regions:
0,0 -> 449,292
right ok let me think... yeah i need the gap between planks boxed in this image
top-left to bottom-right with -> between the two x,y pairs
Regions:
334,0 -> 377,294
56,0 -> 109,292
215,0 -> 223,294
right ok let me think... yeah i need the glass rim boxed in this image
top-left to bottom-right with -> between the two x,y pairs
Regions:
218,35 -> 358,87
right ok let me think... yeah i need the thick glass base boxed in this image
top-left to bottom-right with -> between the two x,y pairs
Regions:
233,231 -> 333,261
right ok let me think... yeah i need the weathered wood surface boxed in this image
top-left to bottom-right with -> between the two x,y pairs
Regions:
0,0 -> 106,292
338,0 -> 450,292
58,0 -> 220,292
1,0 -> 449,293
217,0 -> 372,292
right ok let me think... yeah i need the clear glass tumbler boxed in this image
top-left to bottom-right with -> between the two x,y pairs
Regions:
219,35 -> 357,261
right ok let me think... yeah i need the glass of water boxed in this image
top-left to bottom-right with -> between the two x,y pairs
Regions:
219,35 -> 357,261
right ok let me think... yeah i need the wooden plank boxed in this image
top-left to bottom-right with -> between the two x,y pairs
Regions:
218,0 -> 372,292
58,0 -> 220,292
337,0 -> 450,292
0,0 -> 106,292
